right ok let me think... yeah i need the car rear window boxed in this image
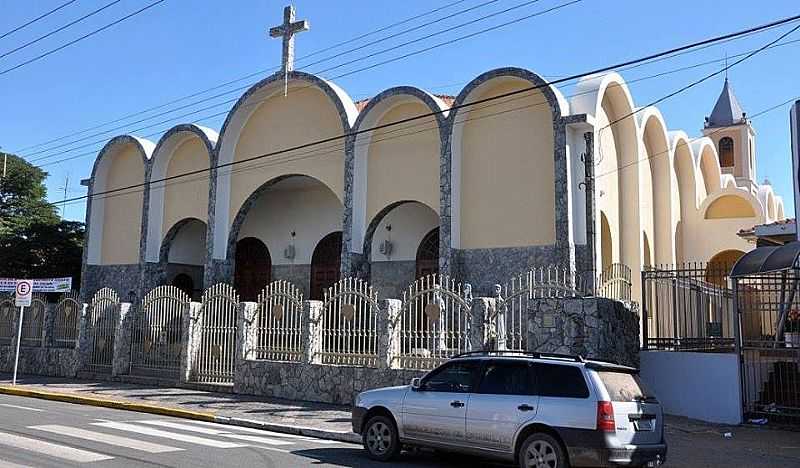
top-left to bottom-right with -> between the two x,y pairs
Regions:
533,363 -> 590,398
598,371 -> 653,402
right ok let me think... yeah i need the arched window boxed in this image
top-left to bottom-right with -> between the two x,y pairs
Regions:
718,137 -> 734,168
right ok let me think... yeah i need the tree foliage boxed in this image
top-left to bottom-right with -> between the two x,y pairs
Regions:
0,153 -> 84,284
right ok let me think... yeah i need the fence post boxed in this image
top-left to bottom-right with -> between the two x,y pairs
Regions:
6,306 -> 20,372
470,298 -> 492,351
377,299 -> 401,369
76,303 -> 92,372
302,300 -> 323,364
112,302 -> 134,377
180,302 -> 202,383
235,302 -> 258,366
640,270 -> 648,348
43,303 -> 56,348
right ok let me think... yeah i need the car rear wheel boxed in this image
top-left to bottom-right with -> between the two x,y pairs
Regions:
362,415 -> 401,461
519,432 -> 568,468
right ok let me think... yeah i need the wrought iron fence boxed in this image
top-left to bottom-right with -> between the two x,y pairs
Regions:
500,266 -> 588,351
641,263 -> 736,352
596,263 -> 633,302
88,288 -> 119,371
0,294 -> 14,345
735,270 -> 800,425
20,293 -> 46,347
320,278 -> 379,367
52,291 -> 81,348
396,274 -> 472,369
130,285 -> 188,377
254,281 -> 304,362
193,283 -> 238,384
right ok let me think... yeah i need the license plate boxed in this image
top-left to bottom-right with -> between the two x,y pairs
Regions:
634,419 -> 654,431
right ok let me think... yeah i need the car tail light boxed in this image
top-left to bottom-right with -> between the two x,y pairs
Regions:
597,401 -> 616,432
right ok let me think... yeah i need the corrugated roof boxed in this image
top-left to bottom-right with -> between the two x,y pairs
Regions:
705,78 -> 746,128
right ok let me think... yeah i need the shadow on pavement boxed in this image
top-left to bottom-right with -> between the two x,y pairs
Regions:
292,447 -> 513,467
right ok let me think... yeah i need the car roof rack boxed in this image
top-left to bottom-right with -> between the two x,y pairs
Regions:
451,350 -> 587,363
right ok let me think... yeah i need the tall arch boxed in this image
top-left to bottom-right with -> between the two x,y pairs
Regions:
694,139 -> 723,201
212,71 -> 357,261
639,109 -> 673,264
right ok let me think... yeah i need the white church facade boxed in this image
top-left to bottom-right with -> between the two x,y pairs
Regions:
79,10 -> 786,303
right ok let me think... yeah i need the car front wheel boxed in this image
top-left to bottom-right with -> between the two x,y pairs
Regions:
362,415 -> 401,461
519,432 -> 568,468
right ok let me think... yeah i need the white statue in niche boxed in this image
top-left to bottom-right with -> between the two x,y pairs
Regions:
492,284 -> 508,351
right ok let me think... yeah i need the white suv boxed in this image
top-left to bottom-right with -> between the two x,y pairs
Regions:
352,352 -> 666,467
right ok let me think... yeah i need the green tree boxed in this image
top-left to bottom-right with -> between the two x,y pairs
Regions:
0,152 -> 84,285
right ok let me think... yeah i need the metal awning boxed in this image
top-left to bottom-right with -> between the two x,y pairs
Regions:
730,241 -> 800,277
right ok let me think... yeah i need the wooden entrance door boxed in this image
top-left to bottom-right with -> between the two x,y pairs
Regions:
310,231 -> 342,300
416,227 -> 439,278
234,237 -> 271,301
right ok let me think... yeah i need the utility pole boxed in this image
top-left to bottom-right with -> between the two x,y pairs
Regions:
59,174 -> 70,218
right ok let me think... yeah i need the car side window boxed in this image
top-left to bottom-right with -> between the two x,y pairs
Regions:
476,361 -> 535,395
532,363 -> 590,399
422,360 -> 481,393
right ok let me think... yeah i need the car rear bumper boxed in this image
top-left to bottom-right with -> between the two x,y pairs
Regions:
569,444 -> 667,467
352,406 -> 368,434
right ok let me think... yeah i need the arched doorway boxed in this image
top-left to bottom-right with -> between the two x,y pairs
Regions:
171,273 -> 194,299
311,231 -> 342,300
416,227 -> 439,278
642,232 -> 652,268
234,237 -> 271,301
600,212 -> 613,272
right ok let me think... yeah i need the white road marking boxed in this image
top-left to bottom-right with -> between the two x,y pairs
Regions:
0,460 -> 33,468
0,403 -> 43,412
136,420 -> 292,446
183,420 -> 342,443
92,422 -> 245,449
31,425 -> 184,454
0,431 -> 113,463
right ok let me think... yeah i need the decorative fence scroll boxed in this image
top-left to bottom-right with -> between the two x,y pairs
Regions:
0,294 -> 14,345
53,291 -> 81,348
320,278 -> 379,367
500,266 -> 588,351
193,283 -> 238,384
88,288 -> 119,371
397,274 -> 472,369
254,281 -> 304,362
20,293 -> 46,347
596,263 -> 633,302
130,285 -> 188,377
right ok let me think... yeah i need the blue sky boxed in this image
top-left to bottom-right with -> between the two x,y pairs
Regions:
0,0 -> 798,222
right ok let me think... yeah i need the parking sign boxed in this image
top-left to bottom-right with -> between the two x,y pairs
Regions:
15,280 -> 32,307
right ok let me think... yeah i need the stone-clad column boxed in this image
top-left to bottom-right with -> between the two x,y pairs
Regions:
180,302 -> 202,383
76,303 -> 92,369
377,299 -> 401,369
112,302 -> 134,376
43,303 -> 57,348
302,300 -> 323,364
235,302 -> 258,363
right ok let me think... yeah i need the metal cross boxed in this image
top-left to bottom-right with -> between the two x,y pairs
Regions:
269,5 -> 309,75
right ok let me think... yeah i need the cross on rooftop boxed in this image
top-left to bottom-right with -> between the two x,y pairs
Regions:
269,5 -> 309,75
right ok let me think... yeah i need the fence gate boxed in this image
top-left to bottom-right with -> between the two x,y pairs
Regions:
53,291 -> 81,348
20,293 -> 46,347
192,284 -> 238,385
321,278 -> 380,367
88,288 -> 119,372
500,266 -> 587,352
131,285 -> 188,378
255,281 -> 304,361
0,294 -> 14,345
398,274 -> 471,369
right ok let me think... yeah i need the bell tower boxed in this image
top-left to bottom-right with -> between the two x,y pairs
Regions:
702,78 -> 757,193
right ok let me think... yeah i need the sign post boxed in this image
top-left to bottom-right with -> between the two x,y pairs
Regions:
12,280 -> 32,386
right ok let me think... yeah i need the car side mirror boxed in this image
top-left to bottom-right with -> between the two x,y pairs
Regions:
410,377 -> 422,391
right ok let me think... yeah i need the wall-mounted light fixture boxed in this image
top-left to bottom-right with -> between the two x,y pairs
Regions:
379,224 -> 393,257
284,230 -> 296,260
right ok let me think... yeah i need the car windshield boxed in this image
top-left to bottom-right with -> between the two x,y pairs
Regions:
598,371 -> 655,402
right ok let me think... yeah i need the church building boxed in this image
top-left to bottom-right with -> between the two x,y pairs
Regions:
79,7 -> 786,303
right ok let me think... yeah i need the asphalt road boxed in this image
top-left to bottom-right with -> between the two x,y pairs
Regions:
0,394 -> 511,468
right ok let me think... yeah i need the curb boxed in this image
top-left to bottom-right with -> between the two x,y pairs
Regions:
0,385 -> 359,444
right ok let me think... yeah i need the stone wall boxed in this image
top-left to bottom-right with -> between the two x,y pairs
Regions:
370,260 -> 415,299
0,345 -> 80,377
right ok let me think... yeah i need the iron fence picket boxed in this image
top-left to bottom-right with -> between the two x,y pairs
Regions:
20,293 -> 46,347
0,294 -> 14,345
130,285 -> 188,377
254,281 -> 303,362
193,283 -> 239,384
320,277 -> 379,367
52,291 -> 80,348
88,288 -> 119,371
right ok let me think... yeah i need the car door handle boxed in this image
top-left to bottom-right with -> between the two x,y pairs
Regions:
517,404 -> 535,412
450,400 -> 465,408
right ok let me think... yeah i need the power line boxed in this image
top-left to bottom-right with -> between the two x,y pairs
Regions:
0,0 -> 79,41
26,0 -> 579,162
0,0 -> 167,77
45,12 -> 800,208
0,0 -> 123,61
11,0 -> 493,153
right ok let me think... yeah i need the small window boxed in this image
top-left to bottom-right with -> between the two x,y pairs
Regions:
598,371 -> 655,402
532,363 -> 590,398
719,137 -> 734,168
422,360 -> 481,393
476,361 -> 535,395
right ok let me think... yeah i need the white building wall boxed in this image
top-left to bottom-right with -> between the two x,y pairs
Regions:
369,202 -> 439,262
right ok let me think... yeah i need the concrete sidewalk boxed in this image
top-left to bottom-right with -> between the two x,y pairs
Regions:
0,373 -> 358,442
